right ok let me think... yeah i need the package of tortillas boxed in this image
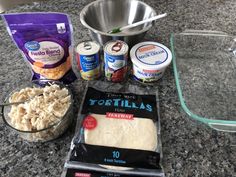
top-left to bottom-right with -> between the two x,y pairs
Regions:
64,81 -> 164,177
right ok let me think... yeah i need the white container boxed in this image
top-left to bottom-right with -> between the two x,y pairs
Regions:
130,41 -> 172,83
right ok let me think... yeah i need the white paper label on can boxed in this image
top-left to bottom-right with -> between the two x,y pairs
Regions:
107,57 -> 125,70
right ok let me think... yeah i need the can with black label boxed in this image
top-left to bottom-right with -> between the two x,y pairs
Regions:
104,40 -> 129,82
76,41 -> 101,80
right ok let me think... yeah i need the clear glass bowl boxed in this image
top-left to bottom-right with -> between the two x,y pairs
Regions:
171,30 -> 236,132
1,80 -> 74,142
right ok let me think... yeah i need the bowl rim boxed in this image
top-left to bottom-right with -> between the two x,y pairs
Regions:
1,79 -> 73,133
80,0 -> 157,37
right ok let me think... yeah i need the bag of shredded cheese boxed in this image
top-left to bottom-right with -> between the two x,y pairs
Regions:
64,81 -> 164,177
2,12 -> 76,84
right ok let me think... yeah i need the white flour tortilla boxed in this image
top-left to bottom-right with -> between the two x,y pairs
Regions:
84,113 -> 158,170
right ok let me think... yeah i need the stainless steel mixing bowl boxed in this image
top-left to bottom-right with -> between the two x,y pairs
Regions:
80,0 -> 156,46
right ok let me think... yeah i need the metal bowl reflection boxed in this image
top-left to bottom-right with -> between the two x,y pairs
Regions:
80,0 -> 156,46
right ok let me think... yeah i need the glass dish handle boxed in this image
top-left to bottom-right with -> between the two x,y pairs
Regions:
208,123 -> 236,132
180,29 -> 229,36
181,30 -> 236,55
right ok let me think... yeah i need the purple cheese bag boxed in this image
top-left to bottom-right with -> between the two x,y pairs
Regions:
2,12 -> 77,84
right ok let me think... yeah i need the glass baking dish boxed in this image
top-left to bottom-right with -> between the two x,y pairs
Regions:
171,30 -> 236,132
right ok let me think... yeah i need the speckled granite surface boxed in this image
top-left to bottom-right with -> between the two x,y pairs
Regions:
0,0 -> 236,177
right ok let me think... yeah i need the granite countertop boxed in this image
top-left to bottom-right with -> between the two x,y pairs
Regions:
0,0 -> 236,177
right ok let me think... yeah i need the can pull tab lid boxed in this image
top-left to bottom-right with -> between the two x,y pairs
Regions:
112,41 -> 123,52
84,42 -> 92,50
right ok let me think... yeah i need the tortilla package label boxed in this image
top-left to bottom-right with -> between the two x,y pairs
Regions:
81,87 -> 157,119
70,86 -> 161,171
2,13 -> 76,84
